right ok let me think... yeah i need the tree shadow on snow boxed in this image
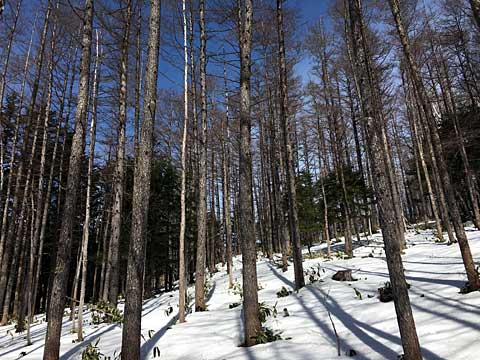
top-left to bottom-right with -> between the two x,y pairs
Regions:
60,324 -> 117,359
267,264 -> 445,360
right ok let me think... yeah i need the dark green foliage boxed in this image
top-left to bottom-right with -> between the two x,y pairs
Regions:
354,288 -> 362,300
81,339 -> 101,360
296,171 -> 322,239
254,327 -> 284,344
276,286 -> 292,298
304,264 -> 324,284
295,168 -> 372,247
321,167 -> 372,225
90,301 -> 123,324
258,302 -> 277,323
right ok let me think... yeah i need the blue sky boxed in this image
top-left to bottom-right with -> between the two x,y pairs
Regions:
155,0 -> 333,91
292,0 -> 333,85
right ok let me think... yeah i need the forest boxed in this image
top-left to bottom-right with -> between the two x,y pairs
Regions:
0,0 -> 479,359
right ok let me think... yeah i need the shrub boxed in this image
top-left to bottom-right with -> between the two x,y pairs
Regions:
90,302 -> 123,325
259,302 -> 277,323
81,339 -> 101,360
231,281 -> 243,299
255,327 -> 284,344
304,264 -> 324,284
276,286 -> 292,298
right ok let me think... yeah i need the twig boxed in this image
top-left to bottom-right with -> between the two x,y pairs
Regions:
324,288 -> 341,356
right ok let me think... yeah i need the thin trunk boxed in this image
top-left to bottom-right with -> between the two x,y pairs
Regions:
178,0 -> 188,323
78,30 -> 100,341
222,59 -> 233,289
389,0 -> 480,290
0,4 -> 51,301
134,2 -> 142,158
277,0 -> 304,290
106,0 -> 132,306
194,0 -> 207,312
0,14 -> 35,265
0,0 -> 22,200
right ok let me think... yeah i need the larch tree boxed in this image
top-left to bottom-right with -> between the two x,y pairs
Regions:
194,0 -> 208,312
43,0 -> 94,358
178,0 -> 188,324
388,0 -> 480,292
77,28 -> 101,342
104,0 -> 132,305
276,0 -> 304,290
346,0 -> 422,358
121,0 -> 161,358
238,0 -> 261,347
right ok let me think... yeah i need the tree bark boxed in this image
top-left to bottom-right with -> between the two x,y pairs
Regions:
238,0 -> 261,347
104,0 -> 132,306
347,0 -> 422,357
121,0 -> 161,358
43,0 -> 94,357
78,29 -> 100,341
389,0 -> 480,290
194,0 -> 208,312
277,0 -> 304,290
178,0 -> 188,323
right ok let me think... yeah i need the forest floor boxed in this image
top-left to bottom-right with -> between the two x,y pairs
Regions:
1,226 -> 479,359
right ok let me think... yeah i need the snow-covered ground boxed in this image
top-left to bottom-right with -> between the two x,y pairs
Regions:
1,227 -> 479,359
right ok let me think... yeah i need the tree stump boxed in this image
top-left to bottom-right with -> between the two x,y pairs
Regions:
332,269 -> 356,281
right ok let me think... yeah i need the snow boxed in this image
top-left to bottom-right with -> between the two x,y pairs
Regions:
1,227 -> 479,359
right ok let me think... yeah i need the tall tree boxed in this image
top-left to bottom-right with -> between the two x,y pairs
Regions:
389,0 -> 480,291
104,0 -> 132,305
238,0 -> 261,347
43,0 -> 94,358
276,0 -> 304,290
121,0 -> 161,358
346,0 -> 422,358
194,0 -> 208,312
77,29 -> 101,341
178,0 -> 188,324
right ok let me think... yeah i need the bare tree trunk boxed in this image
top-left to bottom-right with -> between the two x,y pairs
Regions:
277,0 -> 304,290
134,2 -> 142,158
238,0 -> 261,347
178,0 -> 188,323
0,4 -> 51,302
105,0 -> 132,306
78,30 -> 100,341
194,0 -> 207,312
347,0 -> 422,357
29,45 -> 77,343
43,0 -> 93,357
403,72 -> 443,240
0,13 -> 35,266
22,11 -> 58,337
0,0 -> 21,201
121,0 -> 161,358
221,59 -> 233,288
389,0 -> 480,291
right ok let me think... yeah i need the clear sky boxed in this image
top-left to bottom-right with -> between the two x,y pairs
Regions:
156,0 -> 333,91
292,0 -> 333,85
